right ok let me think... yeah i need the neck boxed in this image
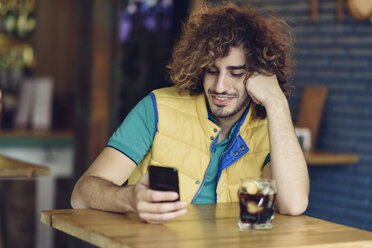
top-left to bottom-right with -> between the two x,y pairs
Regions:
216,115 -> 241,143
214,101 -> 251,143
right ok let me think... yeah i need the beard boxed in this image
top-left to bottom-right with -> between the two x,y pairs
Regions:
208,90 -> 250,119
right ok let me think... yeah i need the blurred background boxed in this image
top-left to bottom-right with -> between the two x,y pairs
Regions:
0,0 -> 371,247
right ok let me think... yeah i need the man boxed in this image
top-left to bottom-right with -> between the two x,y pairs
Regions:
71,2 -> 309,224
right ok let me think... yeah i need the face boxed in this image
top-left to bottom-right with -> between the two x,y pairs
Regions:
203,46 -> 250,123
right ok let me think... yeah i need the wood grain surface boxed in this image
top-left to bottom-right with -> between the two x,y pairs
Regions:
41,203 -> 372,248
304,151 -> 360,165
0,155 -> 50,178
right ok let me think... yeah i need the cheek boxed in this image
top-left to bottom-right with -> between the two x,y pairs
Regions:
203,76 -> 212,89
235,80 -> 247,93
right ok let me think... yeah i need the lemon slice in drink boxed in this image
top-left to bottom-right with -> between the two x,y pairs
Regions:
242,181 -> 258,194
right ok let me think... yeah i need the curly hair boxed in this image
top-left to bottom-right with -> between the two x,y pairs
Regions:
167,2 -> 295,118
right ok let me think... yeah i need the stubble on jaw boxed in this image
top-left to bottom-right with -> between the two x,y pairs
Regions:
207,90 -> 250,119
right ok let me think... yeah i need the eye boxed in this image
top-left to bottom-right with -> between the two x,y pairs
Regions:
230,71 -> 244,77
206,67 -> 218,74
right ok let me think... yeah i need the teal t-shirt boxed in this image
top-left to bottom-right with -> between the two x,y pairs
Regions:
107,96 -> 155,164
107,94 -> 270,204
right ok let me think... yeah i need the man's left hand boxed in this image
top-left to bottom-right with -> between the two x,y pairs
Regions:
245,73 -> 285,107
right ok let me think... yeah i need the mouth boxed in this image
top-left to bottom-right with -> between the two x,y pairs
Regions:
211,94 -> 235,106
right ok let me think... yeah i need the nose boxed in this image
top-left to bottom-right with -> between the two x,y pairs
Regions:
215,71 -> 229,93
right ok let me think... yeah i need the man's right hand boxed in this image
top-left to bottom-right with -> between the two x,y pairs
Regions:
130,174 -> 188,224
71,148 -> 187,224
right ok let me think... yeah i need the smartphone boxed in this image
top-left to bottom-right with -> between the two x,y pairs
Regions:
148,165 -> 180,201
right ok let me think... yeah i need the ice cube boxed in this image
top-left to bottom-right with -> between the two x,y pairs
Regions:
257,197 -> 264,206
262,186 -> 270,195
246,201 -> 264,214
267,199 -> 274,208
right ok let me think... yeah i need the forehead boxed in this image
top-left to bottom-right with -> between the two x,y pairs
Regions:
214,46 -> 246,67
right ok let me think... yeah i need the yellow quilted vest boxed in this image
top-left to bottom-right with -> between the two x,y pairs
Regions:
128,87 -> 270,203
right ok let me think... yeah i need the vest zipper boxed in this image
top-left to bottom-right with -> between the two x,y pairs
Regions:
190,157 -> 213,203
215,133 -> 240,200
190,134 -> 219,203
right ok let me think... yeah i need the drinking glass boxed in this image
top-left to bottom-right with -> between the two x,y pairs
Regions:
237,177 -> 277,230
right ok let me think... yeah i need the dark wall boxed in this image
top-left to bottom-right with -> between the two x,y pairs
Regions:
240,0 -> 372,230
111,1 -> 189,130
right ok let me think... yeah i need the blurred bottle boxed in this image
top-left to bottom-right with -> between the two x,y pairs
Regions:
0,0 -> 36,129
0,89 -> 3,129
1,0 -> 36,37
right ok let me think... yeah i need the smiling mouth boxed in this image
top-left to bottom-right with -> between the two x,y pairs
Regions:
215,96 -> 229,101
208,90 -> 237,105
211,94 -> 235,106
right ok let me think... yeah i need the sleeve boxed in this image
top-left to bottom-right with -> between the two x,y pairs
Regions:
106,94 -> 156,164
262,153 -> 271,169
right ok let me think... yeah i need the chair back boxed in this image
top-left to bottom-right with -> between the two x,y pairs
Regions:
295,86 -> 328,151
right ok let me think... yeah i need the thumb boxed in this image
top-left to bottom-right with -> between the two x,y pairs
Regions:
138,174 -> 150,187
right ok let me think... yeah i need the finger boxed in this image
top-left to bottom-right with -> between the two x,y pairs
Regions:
137,201 -> 187,214
139,208 -> 188,224
248,93 -> 262,105
245,81 -> 262,105
141,189 -> 179,202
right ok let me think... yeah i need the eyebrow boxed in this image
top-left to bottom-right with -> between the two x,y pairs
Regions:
226,65 -> 245,70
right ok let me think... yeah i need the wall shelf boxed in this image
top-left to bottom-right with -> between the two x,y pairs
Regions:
305,151 -> 359,166
0,33 -> 33,54
0,129 -> 73,147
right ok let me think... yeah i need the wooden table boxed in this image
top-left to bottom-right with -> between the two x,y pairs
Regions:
0,130 -> 72,248
41,203 -> 372,248
0,155 -> 50,178
0,155 -> 50,248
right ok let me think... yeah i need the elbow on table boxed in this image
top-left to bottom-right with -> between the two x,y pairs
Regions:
70,185 -> 87,209
278,198 -> 309,216
70,194 -> 79,209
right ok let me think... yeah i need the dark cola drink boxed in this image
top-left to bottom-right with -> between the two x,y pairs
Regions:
237,178 -> 277,230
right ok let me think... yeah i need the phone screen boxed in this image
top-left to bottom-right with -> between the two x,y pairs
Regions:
148,165 -> 180,201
